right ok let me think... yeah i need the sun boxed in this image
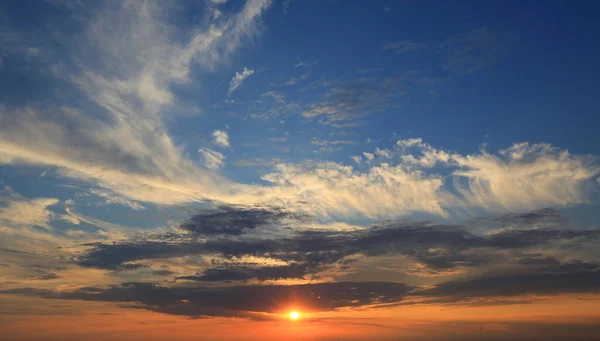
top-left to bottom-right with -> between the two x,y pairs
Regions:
289,311 -> 300,320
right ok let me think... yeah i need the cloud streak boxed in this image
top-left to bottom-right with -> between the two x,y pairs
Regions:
199,148 -> 225,170
228,67 -> 255,96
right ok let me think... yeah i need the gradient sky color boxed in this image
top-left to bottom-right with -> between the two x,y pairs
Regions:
1,1 -> 600,340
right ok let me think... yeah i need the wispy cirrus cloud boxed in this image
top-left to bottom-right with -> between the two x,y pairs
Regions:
0,3 -> 596,223
0,0 -> 272,205
228,67 -> 255,96
294,60 -> 318,68
199,148 -> 225,170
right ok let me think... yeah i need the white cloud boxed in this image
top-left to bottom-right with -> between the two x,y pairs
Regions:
199,148 -> 225,170
0,197 -> 60,229
356,139 -> 600,213
213,129 -> 230,148
0,0 -> 272,206
0,193 -> 87,256
88,188 -> 145,210
375,147 -> 393,159
396,138 -> 424,148
255,140 -> 600,219
451,142 -> 599,211
0,1 -> 598,222
311,138 -> 356,146
302,105 -> 336,118
261,91 -> 285,103
228,67 -> 255,96
294,60 -> 317,68
261,162 -> 448,219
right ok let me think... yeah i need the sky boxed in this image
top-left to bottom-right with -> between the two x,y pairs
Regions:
1,0 -> 600,340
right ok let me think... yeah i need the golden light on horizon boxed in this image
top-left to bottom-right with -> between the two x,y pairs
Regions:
289,311 -> 300,320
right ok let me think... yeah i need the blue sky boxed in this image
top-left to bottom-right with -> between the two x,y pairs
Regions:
1,1 -> 600,338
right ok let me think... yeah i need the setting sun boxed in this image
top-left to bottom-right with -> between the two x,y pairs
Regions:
289,311 -> 300,320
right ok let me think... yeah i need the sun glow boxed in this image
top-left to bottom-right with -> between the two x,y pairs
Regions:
289,311 -> 300,320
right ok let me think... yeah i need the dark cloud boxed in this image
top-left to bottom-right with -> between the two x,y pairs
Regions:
75,207 -> 600,279
22,271 -> 61,280
416,260 -> 600,302
6,206 -> 600,319
152,269 -> 177,276
178,263 -> 310,282
6,259 -> 600,318
76,240 -> 205,270
3,281 -> 412,318
487,207 -> 563,226
179,205 -> 306,236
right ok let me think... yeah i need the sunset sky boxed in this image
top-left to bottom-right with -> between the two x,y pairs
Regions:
1,1 -> 600,340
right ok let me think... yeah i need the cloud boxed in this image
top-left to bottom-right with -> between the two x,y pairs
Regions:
213,129 -> 230,148
284,72 -> 310,86
439,27 -> 512,74
261,91 -> 286,103
198,148 -> 225,170
294,60 -> 318,68
0,0 -> 272,206
3,281 -> 412,318
178,263 -> 309,282
416,260 -> 600,303
451,142 -> 599,211
0,197 -> 60,230
303,28 -> 513,125
299,72 -> 418,125
0,186 -> 82,233
74,206 -> 599,280
8,208 -> 600,318
311,138 -> 357,146
0,2 -> 595,222
88,188 -> 145,210
179,205 -> 306,236
261,161 -> 447,218
234,158 -> 279,167
228,67 -> 255,96
251,139 -> 599,219
3,103 -> 597,221
2,205 -> 599,318
381,40 -> 422,53
381,28 -> 513,74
